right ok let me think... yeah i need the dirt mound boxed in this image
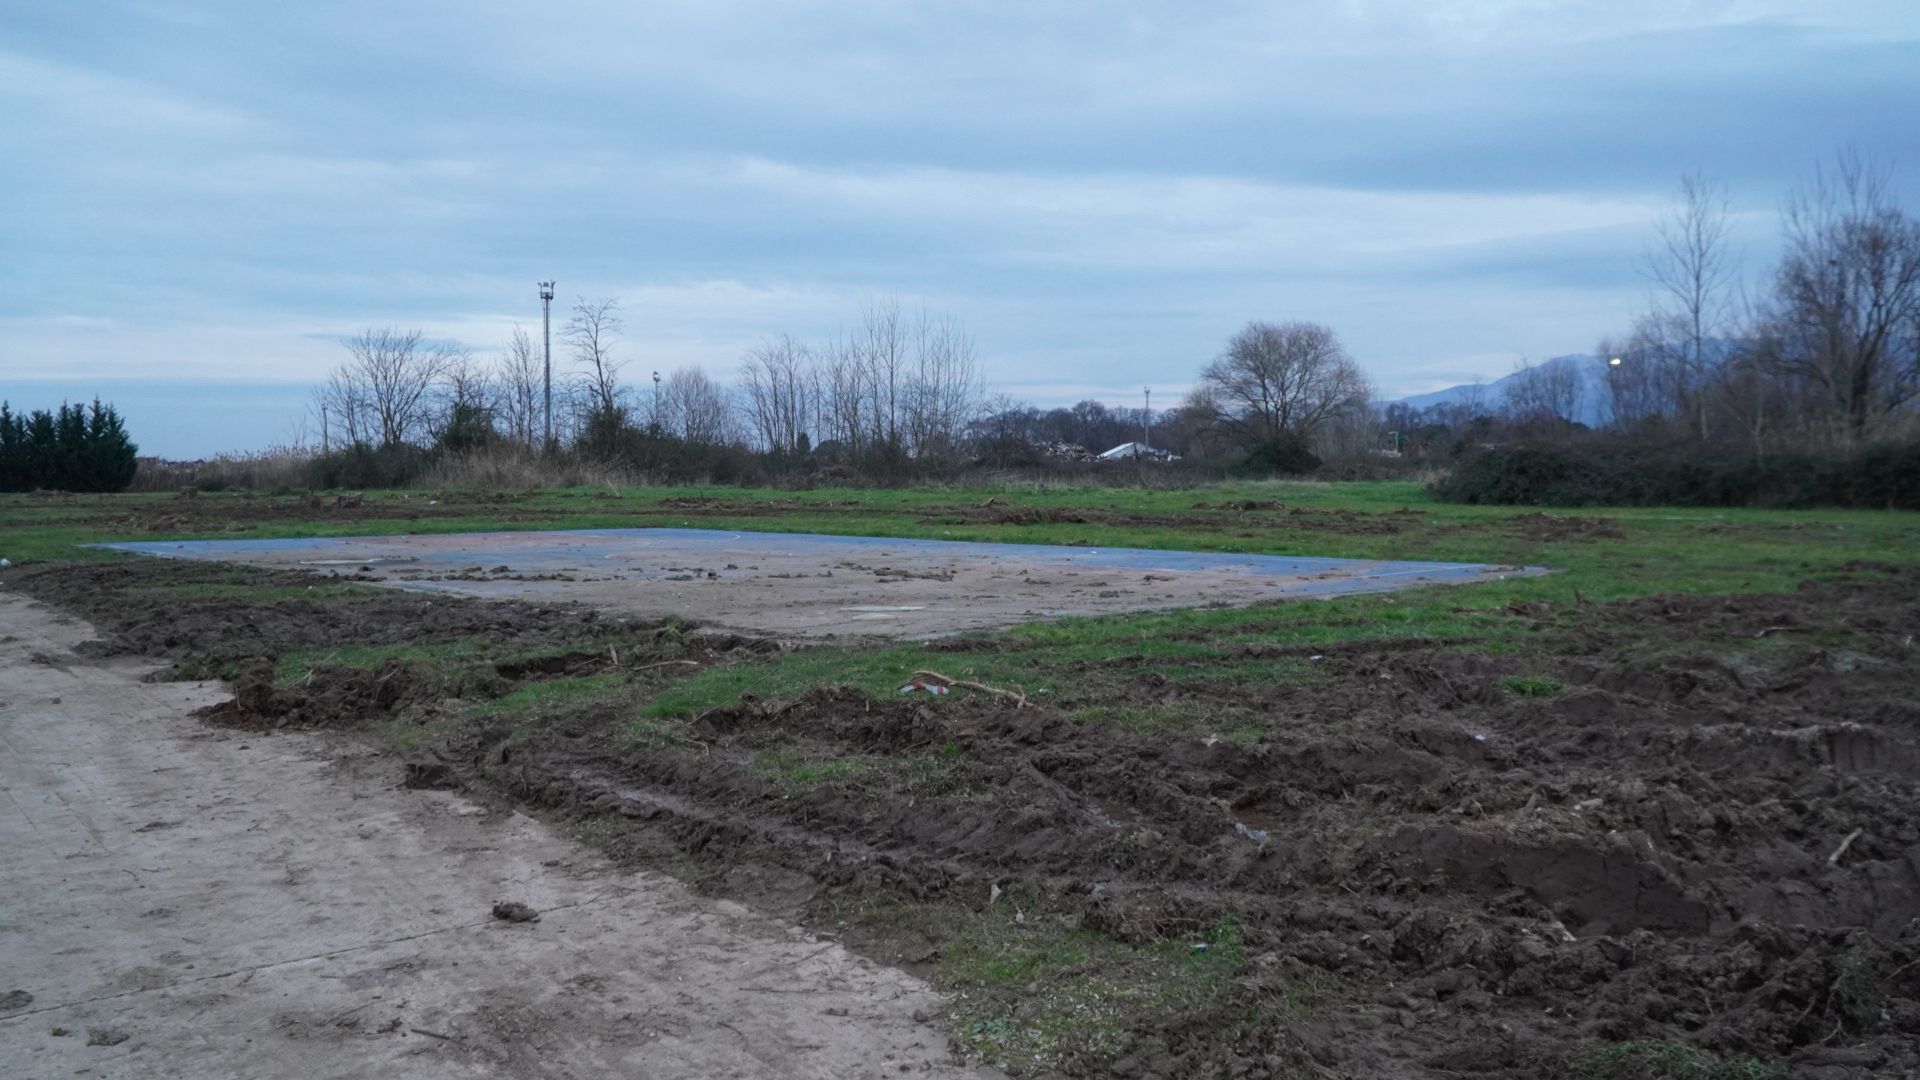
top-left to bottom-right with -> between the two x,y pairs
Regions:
437,568 -> 1920,1077
1186,501 -> 1427,535
2,561 -> 620,669
1510,511 -> 1627,541
17,552 -> 1920,1078
200,657 -> 455,730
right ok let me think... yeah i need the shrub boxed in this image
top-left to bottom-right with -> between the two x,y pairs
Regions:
1235,432 -> 1323,476
305,444 -> 436,489
1432,438 -> 1920,510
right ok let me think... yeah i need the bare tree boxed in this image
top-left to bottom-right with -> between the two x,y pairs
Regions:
1762,150 -> 1920,441
817,335 -> 869,454
421,351 -> 497,450
329,328 -> 455,448
902,311 -> 983,457
739,335 -> 814,454
498,325 -> 542,447
1638,172 -> 1739,439
856,299 -> 909,450
1312,387 -> 1383,460
1171,386 -> 1233,460
1501,358 -> 1581,426
565,297 -> 627,423
658,367 -> 734,445
314,369 -> 367,451
1199,321 -> 1370,446
1594,337 -> 1664,429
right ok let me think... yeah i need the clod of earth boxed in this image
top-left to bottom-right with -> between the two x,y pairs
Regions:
86,1028 -> 131,1047
492,901 -> 540,923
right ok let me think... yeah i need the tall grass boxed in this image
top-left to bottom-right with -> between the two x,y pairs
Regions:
418,445 -> 638,489
130,448 -> 315,492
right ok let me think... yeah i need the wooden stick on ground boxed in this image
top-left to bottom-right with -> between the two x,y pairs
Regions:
909,669 -> 1027,708
1827,827 -> 1864,866
635,659 -> 701,671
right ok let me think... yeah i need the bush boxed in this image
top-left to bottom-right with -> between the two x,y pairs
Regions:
0,399 -> 138,493
1235,432 -> 1322,476
1432,438 -> 1920,510
305,444 -> 436,489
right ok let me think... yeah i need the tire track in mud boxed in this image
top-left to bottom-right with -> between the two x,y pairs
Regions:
7,558 -> 1920,1078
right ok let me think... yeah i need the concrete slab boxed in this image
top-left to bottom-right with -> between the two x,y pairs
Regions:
101,528 -> 1545,640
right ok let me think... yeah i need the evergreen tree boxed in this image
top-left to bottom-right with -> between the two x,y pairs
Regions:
0,400 -> 139,492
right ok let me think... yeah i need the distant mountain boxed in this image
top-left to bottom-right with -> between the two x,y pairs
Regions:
1391,353 -> 1611,426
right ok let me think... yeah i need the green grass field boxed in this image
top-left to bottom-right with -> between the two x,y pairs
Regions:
7,480 -> 1916,727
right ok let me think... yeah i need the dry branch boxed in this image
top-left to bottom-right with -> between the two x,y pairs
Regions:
910,669 -> 1027,707
1827,827 -> 1863,866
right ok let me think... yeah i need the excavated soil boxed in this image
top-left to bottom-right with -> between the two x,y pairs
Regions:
5,558 -> 1918,1079
8,560 -> 622,669
445,573 -> 1920,1077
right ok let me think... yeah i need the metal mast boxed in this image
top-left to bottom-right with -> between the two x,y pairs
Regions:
538,281 -> 556,448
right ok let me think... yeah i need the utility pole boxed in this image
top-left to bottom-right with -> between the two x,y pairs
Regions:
320,402 -> 329,455
1143,387 -> 1151,457
652,371 -> 662,435
538,281 -> 556,449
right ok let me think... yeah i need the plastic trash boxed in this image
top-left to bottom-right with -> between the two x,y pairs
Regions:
0,558 -> 10,568
898,681 -> 950,696
1234,822 -> 1271,844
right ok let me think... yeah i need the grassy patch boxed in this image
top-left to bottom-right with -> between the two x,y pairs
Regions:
618,714 -> 692,747
1072,703 -> 1265,742
474,672 -> 633,719
934,909 -> 1262,1074
1501,674 -> 1566,698
749,745 -> 873,786
9,479 -> 1915,736
1579,1041 -> 1787,1080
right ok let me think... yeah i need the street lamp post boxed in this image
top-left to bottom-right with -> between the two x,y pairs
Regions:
652,371 -> 662,435
538,281 -> 556,449
1143,387 -> 1151,458
1606,356 -> 1624,428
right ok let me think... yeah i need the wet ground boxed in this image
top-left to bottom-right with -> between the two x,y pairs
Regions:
100,528 -> 1542,640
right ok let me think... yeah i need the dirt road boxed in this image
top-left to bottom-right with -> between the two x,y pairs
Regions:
0,590 -> 992,1079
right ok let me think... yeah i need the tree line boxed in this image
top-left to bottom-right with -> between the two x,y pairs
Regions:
309,294 -> 1377,481
304,148 -> 1912,490
1388,150 -> 1919,461
0,400 -> 139,493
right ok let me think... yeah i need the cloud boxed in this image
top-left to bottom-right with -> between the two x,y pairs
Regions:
712,157 -> 1662,273
2,0 -> 1917,455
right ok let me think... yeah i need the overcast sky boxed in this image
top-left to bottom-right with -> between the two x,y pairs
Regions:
3,1 -> 1917,457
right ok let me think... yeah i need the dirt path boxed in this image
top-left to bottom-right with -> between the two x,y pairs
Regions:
0,591 -> 993,1079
